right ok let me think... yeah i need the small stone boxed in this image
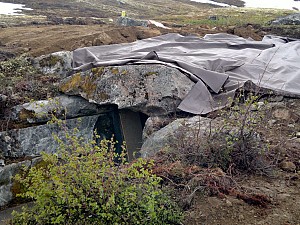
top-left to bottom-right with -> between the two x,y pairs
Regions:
268,120 -> 276,126
273,108 -> 291,120
0,159 -> 5,167
239,214 -> 244,220
4,136 -> 11,143
225,199 -> 232,207
279,161 -> 296,172
250,102 -> 264,111
0,94 -> 8,102
296,132 -> 300,138
269,95 -> 284,102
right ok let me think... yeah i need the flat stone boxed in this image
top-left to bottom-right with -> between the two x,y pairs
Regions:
60,64 -> 194,116
11,95 -> 114,124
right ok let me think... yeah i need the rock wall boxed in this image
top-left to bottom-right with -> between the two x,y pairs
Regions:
0,115 -> 99,158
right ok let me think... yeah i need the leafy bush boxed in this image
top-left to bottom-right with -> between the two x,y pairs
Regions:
11,128 -> 182,225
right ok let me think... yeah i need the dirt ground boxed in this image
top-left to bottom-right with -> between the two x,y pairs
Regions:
187,172 -> 300,225
0,25 -> 162,57
0,22 -> 280,59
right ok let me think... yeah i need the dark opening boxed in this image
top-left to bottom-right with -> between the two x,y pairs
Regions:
93,108 -> 123,156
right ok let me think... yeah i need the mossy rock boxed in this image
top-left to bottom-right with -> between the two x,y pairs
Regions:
39,55 -> 63,67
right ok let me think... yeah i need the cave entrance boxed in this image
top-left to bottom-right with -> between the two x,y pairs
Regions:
93,108 -> 148,161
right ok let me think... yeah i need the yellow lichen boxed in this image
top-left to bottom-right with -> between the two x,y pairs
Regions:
60,72 -> 82,93
91,67 -> 105,75
145,71 -> 158,76
110,67 -> 119,75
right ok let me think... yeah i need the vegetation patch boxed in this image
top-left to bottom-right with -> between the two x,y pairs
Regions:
11,126 -> 182,225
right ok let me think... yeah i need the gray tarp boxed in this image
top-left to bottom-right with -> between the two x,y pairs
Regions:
72,33 -> 300,114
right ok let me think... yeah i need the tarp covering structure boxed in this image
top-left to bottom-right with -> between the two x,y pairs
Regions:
72,33 -> 300,114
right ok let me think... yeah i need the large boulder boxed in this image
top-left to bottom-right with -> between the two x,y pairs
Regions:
116,17 -> 148,27
11,95 -> 114,124
271,13 -> 300,25
60,65 -> 194,116
0,160 -> 34,207
0,115 -> 99,158
33,51 -> 73,78
141,116 -> 212,158
142,116 -> 175,141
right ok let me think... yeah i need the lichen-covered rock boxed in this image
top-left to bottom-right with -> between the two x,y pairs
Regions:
0,115 -> 99,158
271,13 -> 300,25
116,17 -> 148,27
140,116 -> 212,158
11,95 -> 114,124
33,51 -> 73,78
0,160 -> 32,206
60,65 -> 194,116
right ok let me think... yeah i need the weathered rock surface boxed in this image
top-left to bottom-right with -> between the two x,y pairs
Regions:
271,13 -> 300,25
116,17 -> 148,27
33,51 -> 73,78
142,116 -> 175,141
60,65 -> 194,116
11,95 -> 114,124
0,159 -> 34,207
0,115 -> 99,158
141,116 -> 212,158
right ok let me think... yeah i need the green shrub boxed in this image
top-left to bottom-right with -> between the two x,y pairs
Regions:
11,128 -> 182,225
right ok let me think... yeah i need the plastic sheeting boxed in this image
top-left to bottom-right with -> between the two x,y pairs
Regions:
72,33 -> 300,114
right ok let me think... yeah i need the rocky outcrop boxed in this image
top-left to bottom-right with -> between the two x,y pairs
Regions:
0,115 -> 99,158
141,116 -> 212,158
11,95 -> 114,124
271,13 -> 300,25
116,17 -> 148,27
33,51 -> 73,78
60,64 -> 194,116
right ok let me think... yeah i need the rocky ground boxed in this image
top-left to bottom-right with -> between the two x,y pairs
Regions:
1,0 -> 300,224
